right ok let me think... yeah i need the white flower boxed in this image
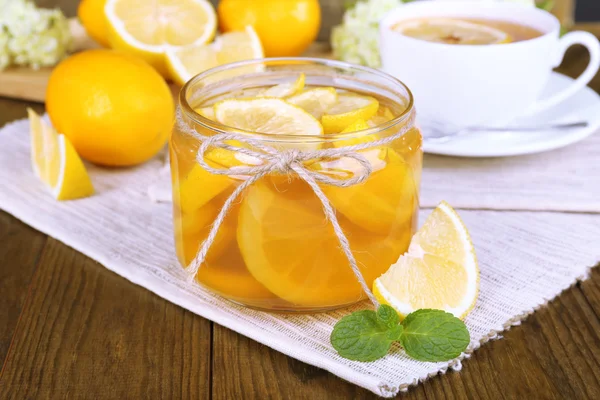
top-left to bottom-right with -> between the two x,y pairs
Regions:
0,0 -> 72,70
331,0 -> 404,68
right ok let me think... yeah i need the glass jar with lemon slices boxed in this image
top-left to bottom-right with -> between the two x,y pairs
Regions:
171,59 -> 422,312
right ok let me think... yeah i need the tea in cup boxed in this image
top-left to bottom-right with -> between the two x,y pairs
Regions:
379,1 -> 600,129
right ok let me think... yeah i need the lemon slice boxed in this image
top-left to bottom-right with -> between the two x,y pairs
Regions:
373,201 -> 479,319
286,87 -> 338,119
321,93 -> 379,134
393,18 -> 511,45
368,106 -> 395,127
28,109 -> 94,200
166,26 -> 263,85
195,106 -> 216,120
259,73 -> 305,98
237,179 -> 408,307
105,0 -> 217,76
214,98 -> 324,150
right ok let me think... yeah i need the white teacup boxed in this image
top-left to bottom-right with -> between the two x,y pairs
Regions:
379,1 -> 600,129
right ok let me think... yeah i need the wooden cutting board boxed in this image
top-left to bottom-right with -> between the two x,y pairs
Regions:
0,19 -> 332,104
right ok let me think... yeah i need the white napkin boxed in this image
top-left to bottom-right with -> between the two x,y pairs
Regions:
1,118 -> 598,397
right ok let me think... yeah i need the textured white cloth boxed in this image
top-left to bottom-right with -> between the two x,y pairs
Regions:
421,130 -> 600,212
1,118 -> 599,397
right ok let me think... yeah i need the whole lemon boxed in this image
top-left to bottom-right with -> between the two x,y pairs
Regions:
78,0 -> 109,47
218,0 -> 321,57
46,49 -> 174,167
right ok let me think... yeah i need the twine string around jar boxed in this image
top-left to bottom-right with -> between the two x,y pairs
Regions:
177,108 -> 416,307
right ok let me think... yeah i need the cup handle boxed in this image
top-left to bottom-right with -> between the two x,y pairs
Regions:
525,31 -> 600,116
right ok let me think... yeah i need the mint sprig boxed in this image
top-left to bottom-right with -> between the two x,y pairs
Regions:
331,305 -> 470,362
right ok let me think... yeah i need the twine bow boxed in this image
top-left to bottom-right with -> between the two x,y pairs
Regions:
177,108 -> 415,307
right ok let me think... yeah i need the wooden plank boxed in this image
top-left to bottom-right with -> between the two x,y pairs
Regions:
212,323 -> 385,399
0,238 -> 212,399
211,274 -> 600,399
0,212 -> 47,366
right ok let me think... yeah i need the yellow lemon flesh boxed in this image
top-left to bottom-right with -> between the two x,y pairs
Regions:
213,98 -> 324,150
286,87 -> 338,119
259,73 -> 305,98
237,179 -> 409,307
28,109 -> 94,201
105,0 -> 217,76
321,93 -> 379,133
166,26 -> 263,86
374,201 -> 479,319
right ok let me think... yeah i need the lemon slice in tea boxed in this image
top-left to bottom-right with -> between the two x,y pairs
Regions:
373,201 -> 479,319
394,18 -> 511,45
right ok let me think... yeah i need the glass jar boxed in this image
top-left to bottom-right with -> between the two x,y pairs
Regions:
171,58 -> 422,312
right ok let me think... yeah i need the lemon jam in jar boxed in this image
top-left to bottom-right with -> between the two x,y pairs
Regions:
170,58 -> 422,312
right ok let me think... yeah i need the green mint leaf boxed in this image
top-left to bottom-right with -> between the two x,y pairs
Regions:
331,309 -> 397,362
377,304 -> 400,329
387,324 -> 404,341
400,309 -> 470,362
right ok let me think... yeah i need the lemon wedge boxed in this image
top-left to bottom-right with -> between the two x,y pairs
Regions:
105,0 -> 217,76
393,18 -> 511,45
321,93 -> 379,134
166,26 -> 263,85
214,98 -> 323,149
259,73 -> 306,98
28,109 -> 94,200
373,202 -> 479,319
286,87 -> 338,119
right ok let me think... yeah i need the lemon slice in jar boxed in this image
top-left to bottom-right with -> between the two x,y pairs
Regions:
320,148 -> 417,233
259,73 -> 306,98
286,87 -> 339,119
321,93 -> 380,133
237,179 -> 410,307
393,18 -> 511,45
373,201 -> 479,319
213,98 -> 324,150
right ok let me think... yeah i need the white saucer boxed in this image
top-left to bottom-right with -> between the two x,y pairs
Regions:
422,72 -> 600,157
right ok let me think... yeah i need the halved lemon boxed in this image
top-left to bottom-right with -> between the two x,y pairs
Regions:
166,26 -> 263,85
259,73 -> 305,98
28,109 -> 94,200
373,201 -> 479,319
214,98 -> 324,150
237,179 -> 410,307
321,93 -> 379,134
105,0 -> 217,76
286,87 -> 338,119
393,18 -> 511,45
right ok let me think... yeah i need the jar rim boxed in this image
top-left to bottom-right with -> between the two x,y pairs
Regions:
179,57 -> 415,142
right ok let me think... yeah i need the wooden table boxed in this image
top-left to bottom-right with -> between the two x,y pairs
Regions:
2,2 -> 600,399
